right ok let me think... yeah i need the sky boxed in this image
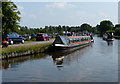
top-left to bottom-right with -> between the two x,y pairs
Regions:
14,2 -> 118,28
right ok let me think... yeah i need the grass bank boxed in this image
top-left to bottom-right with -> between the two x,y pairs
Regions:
2,43 -> 52,59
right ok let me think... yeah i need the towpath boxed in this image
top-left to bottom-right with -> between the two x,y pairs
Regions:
9,39 -> 54,47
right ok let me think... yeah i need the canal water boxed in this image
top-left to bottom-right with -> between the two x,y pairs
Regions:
2,37 -> 118,82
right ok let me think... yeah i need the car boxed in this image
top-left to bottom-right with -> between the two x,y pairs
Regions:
48,34 -> 54,38
6,32 -> 25,44
31,34 -> 36,39
36,33 -> 50,41
22,34 -> 31,40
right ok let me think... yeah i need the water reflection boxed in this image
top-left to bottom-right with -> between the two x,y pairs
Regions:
52,56 -> 64,66
2,53 -> 48,70
52,56 -> 64,70
50,44 -> 92,70
106,41 -> 113,46
2,37 -> 118,82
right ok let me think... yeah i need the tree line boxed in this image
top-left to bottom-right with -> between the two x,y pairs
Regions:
1,2 -> 120,40
17,22 -> 120,36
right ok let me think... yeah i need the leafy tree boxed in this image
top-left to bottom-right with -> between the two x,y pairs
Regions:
80,23 -> 92,32
0,2 -> 2,43
2,2 -> 21,40
114,27 -> 120,36
98,20 -> 114,35
113,24 -> 120,30
91,27 -> 97,33
45,26 -> 49,33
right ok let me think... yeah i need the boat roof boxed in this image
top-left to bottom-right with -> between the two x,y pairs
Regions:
68,35 -> 90,37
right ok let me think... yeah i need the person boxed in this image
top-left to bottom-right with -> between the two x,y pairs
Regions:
107,33 -> 112,39
2,41 -> 8,48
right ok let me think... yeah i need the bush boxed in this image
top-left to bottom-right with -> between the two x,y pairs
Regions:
114,27 -> 120,36
113,36 -> 120,39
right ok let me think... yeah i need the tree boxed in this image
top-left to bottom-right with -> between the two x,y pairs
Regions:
45,26 -> 49,33
114,27 -> 120,36
2,2 -> 21,40
80,23 -> 92,32
113,24 -> 120,30
91,27 -> 97,33
98,20 -> 114,35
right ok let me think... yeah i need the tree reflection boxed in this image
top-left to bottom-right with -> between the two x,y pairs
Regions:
2,53 -> 48,70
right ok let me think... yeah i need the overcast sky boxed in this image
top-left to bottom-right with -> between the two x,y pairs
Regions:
15,2 -> 118,28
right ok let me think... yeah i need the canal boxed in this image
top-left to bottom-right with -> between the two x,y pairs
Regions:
2,37 -> 118,82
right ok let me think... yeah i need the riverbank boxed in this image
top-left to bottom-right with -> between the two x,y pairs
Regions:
2,43 -> 52,59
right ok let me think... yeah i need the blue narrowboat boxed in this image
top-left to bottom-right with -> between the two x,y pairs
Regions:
53,35 -> 94,48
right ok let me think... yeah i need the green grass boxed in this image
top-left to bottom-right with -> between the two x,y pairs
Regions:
2,43 -> 52,55
25,40 -> 36,43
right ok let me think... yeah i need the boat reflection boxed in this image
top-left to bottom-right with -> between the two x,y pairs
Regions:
53,56 -> 64,65
107,41 -> 113,46
50,44 -> 92,70
52,55 -> 64,70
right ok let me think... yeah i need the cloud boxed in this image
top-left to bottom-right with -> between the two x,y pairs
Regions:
45,2 -> 75,9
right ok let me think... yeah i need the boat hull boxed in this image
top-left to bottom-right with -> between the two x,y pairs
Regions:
53,35 -> 93,49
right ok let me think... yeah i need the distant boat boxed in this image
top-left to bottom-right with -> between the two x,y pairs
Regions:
106,38 -> 114,41
53,35 -> 94,48
103,33 -> 114,41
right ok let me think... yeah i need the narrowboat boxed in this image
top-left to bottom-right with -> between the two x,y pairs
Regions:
53,35 -> 94,48
103,33 -> 114,41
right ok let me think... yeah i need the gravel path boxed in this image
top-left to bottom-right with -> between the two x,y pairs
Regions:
9,39 -> 54,47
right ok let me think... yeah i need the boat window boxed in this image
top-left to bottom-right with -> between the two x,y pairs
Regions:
89,37 -> 91,40
72,38 -> 74,43
84,37 -> 86,41
83,38 -> 85,41
77,38 -> 80,42
88,37 -> 89,40
81,38 -> 84,41
87,37 -> 89,40
69,39 -> 73,43
74,38 -> 77,42
88,37 -> 90,40
79,37 -> 82,42
76,38 -> 78,42
79,38 -> 81,42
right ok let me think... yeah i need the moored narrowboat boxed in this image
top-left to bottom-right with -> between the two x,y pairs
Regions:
53,35 -> 94,48
103,32 -> 114,41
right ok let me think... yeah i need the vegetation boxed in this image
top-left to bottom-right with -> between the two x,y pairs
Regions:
17,23 -> 97,36
2,1 -> 120,40
113,36 -> 120,39
97,20 -> 114,36
17,20 -> 118,38
2,2 -> 21,40
114,27 -> 120,36
2,43 -> 52,55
